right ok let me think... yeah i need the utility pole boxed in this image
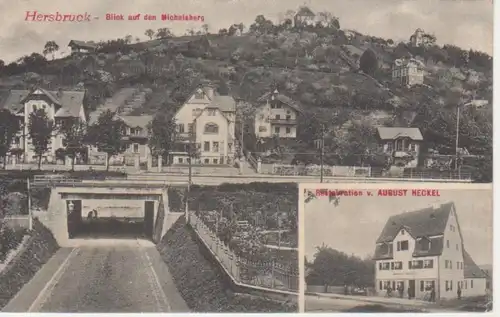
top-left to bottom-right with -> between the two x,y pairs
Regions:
27,177 -> 32,230
315,124 -> 325,183
240,120 -> 244,158
454,104 -> 460,171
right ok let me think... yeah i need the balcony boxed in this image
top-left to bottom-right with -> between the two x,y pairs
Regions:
393,150 -> 416,158
269,118 -> 297,125
175,132 -> 195,142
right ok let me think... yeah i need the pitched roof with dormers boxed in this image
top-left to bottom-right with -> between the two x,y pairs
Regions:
0,89 -> 85,118
257,90 -> 301,113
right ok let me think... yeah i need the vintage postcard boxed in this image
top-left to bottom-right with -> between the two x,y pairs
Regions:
0,0 -> 493,314
300,183 -> 493,313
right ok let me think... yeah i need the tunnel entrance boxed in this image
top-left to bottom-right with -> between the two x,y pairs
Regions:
66,200 -> 156,240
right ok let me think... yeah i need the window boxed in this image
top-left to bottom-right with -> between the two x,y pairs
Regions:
178,158 -> 183,164
471,280 -> 474,288
379,263 -> 382,270
391,262 -> 394,270
464,280 -> 467,289
446,239 -> 450,248
409,143 -> 416,151
457,261 -> 460,269
33,105 -> 37,111
275,115 -> 281,120
380,262 -> 390,270
392,281 -> 396,290
386,142 -> 393,152
133,143 -> 139,153
411,260 -> 424,269
14,137 -> 20,146
213,159 -> 218,164
228,143 -> 232,152
259,126 -> 267,132
420,281 -> 425,292
213,142 -> 219,152
379,281 -> 383,290
401,229 -> 405,235
450,281 -> 453,291
204,142 -> 210,152
393,261 -> 403,270
408,261 -> 412,269
445,260 -> 449,269
194,91 -> 204,99
445,281 -> 449,291
397,240 -> 409,251
188,123 -> 193,133
204,158 -> 209,164
423,260 -> 433,268
204,123 -> 219,134
274,127 -> 280,134
286,127 -> 291,134
419,238 -> 430,251
207,109 -> 216,116
178,124 -> 185,133
286,115 -> 291,120
395,139 -> 404,151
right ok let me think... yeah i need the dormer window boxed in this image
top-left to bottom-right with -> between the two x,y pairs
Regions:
419,238 -> 431,251
396,240 -> 409,251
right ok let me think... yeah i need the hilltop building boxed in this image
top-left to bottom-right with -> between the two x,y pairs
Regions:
392,58 -> 425,87
253,90 -> 300,139
1,88 -> 86,164
171,82 -> 236,165
373,202 -> 488,300
294,6 -> 317,27
68,40 -> 97,54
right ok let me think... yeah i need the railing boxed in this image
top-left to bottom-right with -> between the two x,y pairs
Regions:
270,164 -> 371,177
269,118 -> 297,125
189,212 -> 298,293
245,151 -> 258,172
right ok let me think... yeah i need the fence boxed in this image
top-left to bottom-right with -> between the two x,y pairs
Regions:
270,164 -> 371,177
189,212 -> 298,293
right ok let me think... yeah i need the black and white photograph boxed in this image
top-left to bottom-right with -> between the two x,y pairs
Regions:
0,0 -> 494,314
302,183 -> 493,313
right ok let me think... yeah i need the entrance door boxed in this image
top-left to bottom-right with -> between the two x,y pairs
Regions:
67,200 -> 82,238
144,201 -> 155,239
409,280 -> 416,299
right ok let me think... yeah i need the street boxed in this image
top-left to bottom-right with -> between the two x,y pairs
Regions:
4,241 -> 188,313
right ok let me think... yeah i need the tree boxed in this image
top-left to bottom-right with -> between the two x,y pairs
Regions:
28,108 -> 54,170
147,111 -> 177,164
0,110 -> 21,169
218,28 -> 228,36
124,35 -> 133,44
359,48 -> 378,75
43,41 -> 59,60
201,24 -> 209,34
59,118 -> 87,171
156,28 -> 172,39
86,110 -> 126,171
145,29 -> 155,40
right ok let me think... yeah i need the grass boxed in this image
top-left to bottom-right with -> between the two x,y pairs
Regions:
157,216 -> 297,312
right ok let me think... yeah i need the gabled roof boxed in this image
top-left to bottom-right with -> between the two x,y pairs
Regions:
296,6 -> 315,17
193,106 -> 230,123
211,95 -> 236,112
1,89 -> 84,118
257,90 -> 301,113
376,202 -> 453,244
464,250 -> 488,278
377,127 -> 423,141
68,40 -> 97,49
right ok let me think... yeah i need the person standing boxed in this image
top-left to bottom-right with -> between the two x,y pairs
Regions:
430,286 -> 436,302
457,286 -> 462,300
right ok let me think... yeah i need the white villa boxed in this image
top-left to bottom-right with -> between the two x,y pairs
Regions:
374,202 -> 488,300
376,127 -> 423,168
171,83 -> 236,165
392,58 -> 425,87
1,88 -> 86,164
253,90 -> 300,139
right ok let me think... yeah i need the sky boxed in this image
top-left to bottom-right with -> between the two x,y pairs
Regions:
0,0 -> 493,63
304,187 -> 493,266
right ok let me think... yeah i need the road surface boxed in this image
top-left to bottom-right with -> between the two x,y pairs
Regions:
5,240 -> 188,313
306,295 -> 374,312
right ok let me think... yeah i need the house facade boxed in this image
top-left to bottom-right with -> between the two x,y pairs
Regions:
294,6 -> 317,27
1,88 -> 86,164
392,58 -> 425,87
171,84 -> 236,165
377,127 -> 423,168
87,114 -> 152,166
254,90 -> 300,139
68,40 -> 97,54
374,202 -> 488,300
